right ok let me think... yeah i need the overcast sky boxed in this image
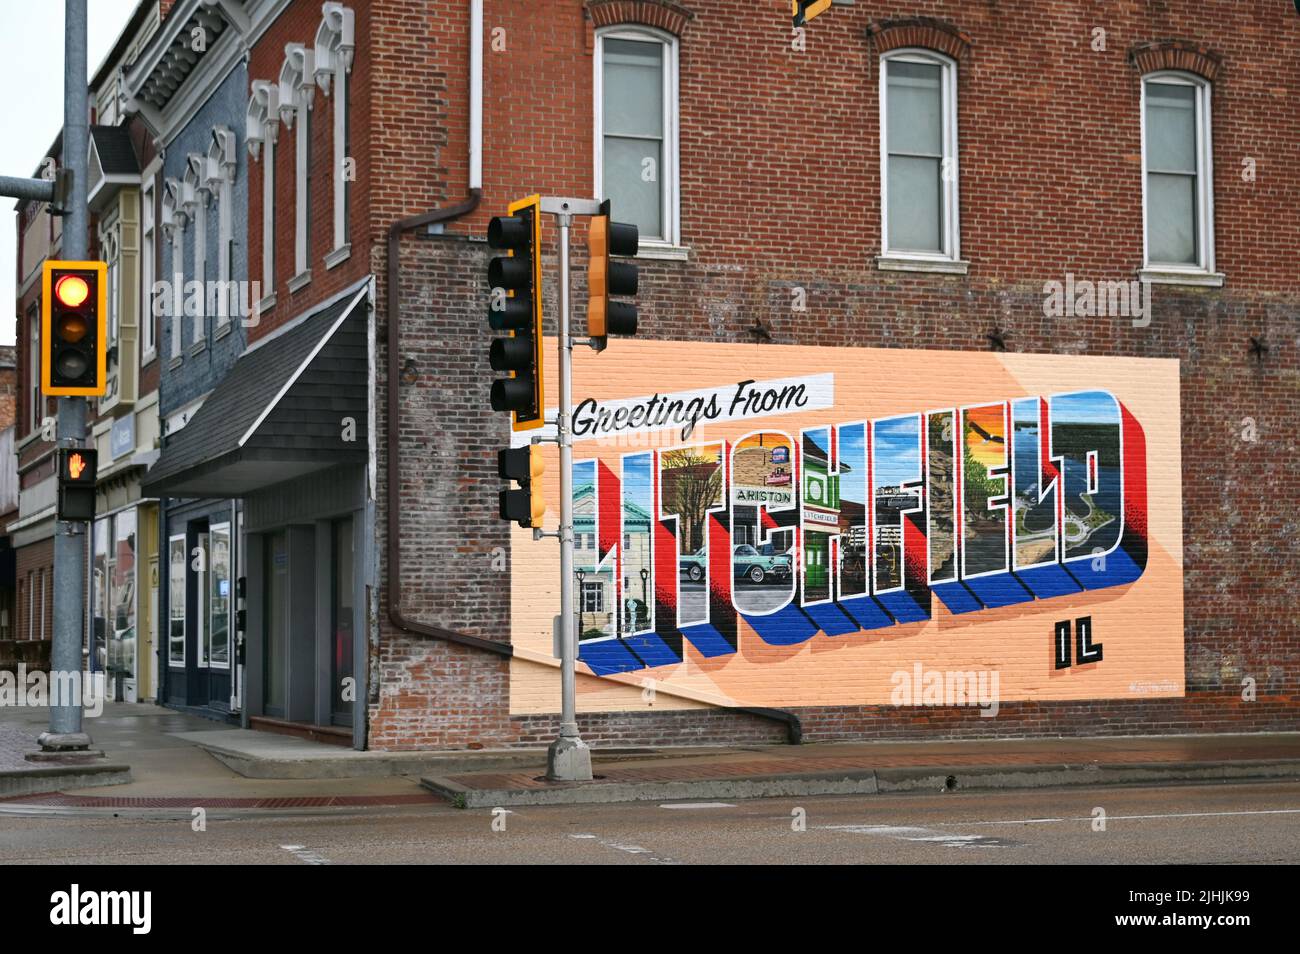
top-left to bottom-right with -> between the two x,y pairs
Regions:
1,0 -> 139,345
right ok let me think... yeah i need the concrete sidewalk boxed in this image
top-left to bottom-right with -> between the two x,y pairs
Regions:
422,733 -> 1300,808
4,702 -> 1299,812
0,702 -> 431,809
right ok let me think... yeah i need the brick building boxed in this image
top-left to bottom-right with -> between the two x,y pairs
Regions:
362,0 -> 1299,750
12,0 -> 1298,752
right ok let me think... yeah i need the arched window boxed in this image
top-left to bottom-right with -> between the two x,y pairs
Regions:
594,25 -> 680,249
1141,71 -> 1215,277
879,48 -> 960,265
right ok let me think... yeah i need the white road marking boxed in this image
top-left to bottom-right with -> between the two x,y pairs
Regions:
659,802 -> 736,809
932,808 -> 1300,827
819,825 -> 1014,848
280,844 -> 332,865
569,832 -> 678,863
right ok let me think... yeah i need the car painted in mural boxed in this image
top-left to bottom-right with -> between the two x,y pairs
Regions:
680,545 -> 793,584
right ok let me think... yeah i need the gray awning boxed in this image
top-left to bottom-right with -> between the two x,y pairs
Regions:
142,286 -> 369,498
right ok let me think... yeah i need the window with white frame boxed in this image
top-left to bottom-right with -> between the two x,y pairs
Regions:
184,155 -> 207,348
246,80 -> 279,302
1142,72 -> 1214,272
315,3 -> 355,261
595,27 -> 679,246
879,50 -> 960,261
162,178 -> 185,361
168,534 -> 185,666
141,177 -> 156,362
280,45 -> 316,283
207,127 -> 236,325
27,306 -> 41,433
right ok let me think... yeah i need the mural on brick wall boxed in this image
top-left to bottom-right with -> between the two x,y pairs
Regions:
508,342 -> 1184,713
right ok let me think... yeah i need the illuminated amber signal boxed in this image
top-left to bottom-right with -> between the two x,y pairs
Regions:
54,274 -> 90,308
68,452 -> 88,480
792,0 -> 832,27
41,260 -> 107,397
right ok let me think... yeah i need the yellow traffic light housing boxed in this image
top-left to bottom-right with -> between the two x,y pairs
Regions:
498,445 -> 546,527
487,194 -> 545,432
585,200 -> 639,347
793,0 -> 832,27
41,260 -> 107,397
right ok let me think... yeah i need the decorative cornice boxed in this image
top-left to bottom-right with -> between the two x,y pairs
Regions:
586,0 -> 694,36
314,2 -> 356,95
1129,40 -> 1222,82
866,16 -> 972,62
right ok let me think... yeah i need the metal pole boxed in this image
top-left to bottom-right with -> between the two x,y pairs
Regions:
39,0 -> 93,753
546,211 -> 592,781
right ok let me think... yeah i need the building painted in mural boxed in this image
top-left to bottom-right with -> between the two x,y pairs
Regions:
371,0 -> 1299,750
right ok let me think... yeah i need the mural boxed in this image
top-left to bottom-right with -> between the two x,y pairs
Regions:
510,343 -> 1182,712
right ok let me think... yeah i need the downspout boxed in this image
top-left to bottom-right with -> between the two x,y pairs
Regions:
386,0 -> 501,657
383,0 -> 801,743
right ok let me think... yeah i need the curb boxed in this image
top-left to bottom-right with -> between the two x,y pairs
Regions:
423,770 -> 882,808
0,763 -> 132,798
187,738 -> 723,780
421,758 -> 1300,808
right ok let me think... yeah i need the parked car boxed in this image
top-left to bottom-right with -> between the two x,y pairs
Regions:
679,548 -> 707,582
733,544 -> 792,584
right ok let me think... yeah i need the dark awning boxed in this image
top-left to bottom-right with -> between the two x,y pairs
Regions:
142,285 -> 369,498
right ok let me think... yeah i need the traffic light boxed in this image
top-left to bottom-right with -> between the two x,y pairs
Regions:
56,447 -> 97,522
498,445 -> 545,528
586,200 -> 639,349
487,194 -> 544,432
42,260 -> 107,397
792,0 -> 832,26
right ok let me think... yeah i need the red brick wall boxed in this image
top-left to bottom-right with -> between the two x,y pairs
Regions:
246,0 -> 374,341
366,0 -> 1300,749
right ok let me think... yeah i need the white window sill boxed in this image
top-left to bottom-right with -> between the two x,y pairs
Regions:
257,292 -> 277,314
637,244 -> 691,262
140,349 -> 157,368
876,256 -> 970,275
214,321 -> 233,341
167,354 -> 183,371
288,270 -> 312,293
1138,268 -> 1225,288
324,244 -> 352,270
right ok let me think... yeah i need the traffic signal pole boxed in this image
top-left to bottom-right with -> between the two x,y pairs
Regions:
540,197 -> 600,782
39,0 -> 94,753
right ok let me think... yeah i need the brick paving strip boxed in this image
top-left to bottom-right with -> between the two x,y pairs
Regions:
0,792 -> 440,810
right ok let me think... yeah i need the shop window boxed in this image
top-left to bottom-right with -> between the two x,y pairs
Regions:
168,534 -> 185,666
209,523 -> 231,669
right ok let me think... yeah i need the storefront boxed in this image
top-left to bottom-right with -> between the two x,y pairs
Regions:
142,281 -> 373,746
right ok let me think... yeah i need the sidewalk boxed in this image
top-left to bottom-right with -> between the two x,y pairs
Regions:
3,701 -> 1299,812
0,702 -> 433,811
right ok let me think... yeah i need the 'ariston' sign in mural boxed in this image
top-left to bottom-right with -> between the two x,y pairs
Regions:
509,342 -> 1184,712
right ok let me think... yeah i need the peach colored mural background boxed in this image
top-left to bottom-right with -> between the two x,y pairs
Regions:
508,341 -> 1183,716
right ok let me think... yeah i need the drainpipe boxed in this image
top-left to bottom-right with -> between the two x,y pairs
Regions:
386,0 -> 499,656
383,0 -> 801,743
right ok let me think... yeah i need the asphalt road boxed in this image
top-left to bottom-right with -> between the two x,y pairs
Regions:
2,780 -> 1298,865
